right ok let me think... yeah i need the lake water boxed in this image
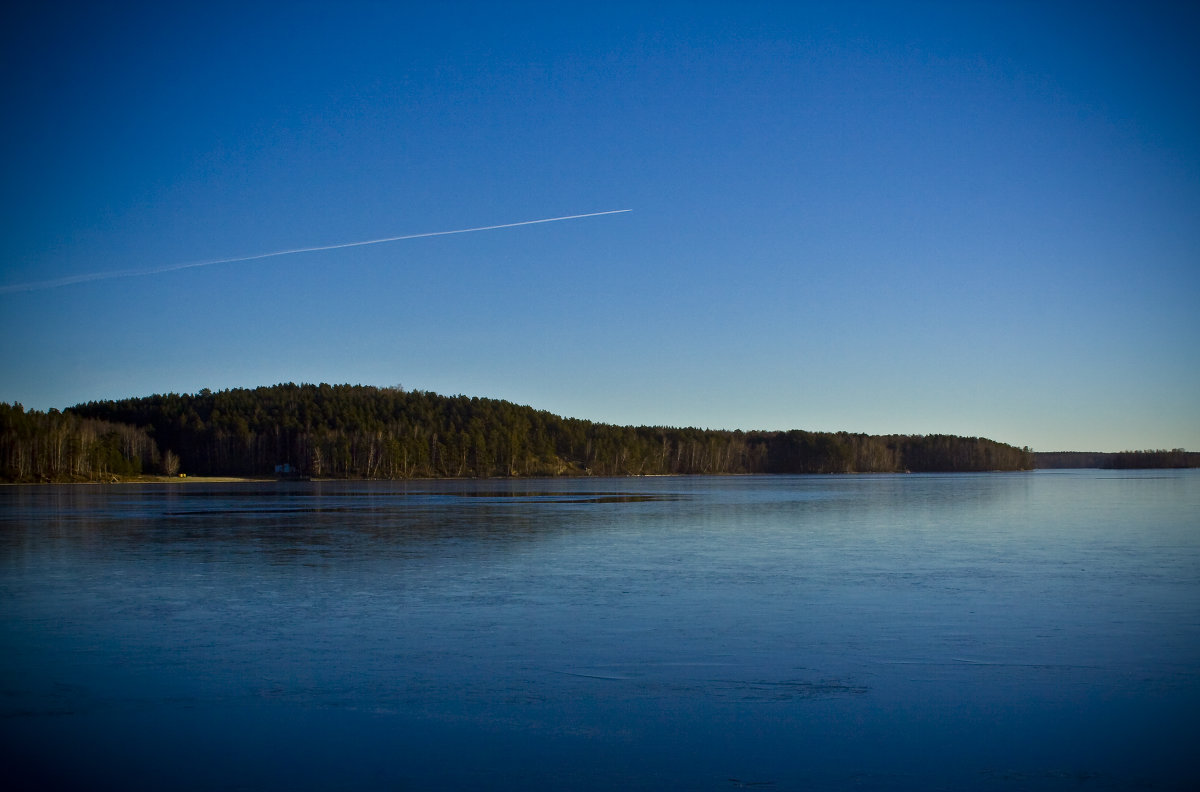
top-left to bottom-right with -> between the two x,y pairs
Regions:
1,471 -> 1197,790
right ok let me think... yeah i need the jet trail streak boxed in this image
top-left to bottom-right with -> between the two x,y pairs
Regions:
1,209 -> 631,294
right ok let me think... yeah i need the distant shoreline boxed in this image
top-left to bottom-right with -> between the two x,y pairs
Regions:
0,474 -> 286,485
0,468 -> 1161,487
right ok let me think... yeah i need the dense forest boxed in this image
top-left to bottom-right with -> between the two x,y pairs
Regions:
0,403 -> 160,481
6,383 -> 1038,482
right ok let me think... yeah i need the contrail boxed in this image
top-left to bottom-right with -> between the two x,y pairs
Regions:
0,209 -> 631,294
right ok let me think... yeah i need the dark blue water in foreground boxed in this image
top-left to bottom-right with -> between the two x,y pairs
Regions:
2,471 -> 1198,790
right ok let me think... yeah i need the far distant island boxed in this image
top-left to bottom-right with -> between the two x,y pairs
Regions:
0,384 -> 1194,483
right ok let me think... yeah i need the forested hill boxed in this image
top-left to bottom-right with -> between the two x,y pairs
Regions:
4,383 -> 1033,481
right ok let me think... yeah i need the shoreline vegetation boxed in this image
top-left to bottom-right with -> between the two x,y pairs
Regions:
0,475 -> 270,485
0,383 -> 1192,484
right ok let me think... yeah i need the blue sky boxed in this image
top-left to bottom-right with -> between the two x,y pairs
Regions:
2,1 -> 1197,452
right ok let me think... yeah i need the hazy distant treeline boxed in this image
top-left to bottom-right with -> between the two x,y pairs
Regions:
4,384 -> 1037,481
1034,450 -> 1200,469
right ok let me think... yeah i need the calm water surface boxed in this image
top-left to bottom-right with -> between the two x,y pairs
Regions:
2,471 -> 1198,790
